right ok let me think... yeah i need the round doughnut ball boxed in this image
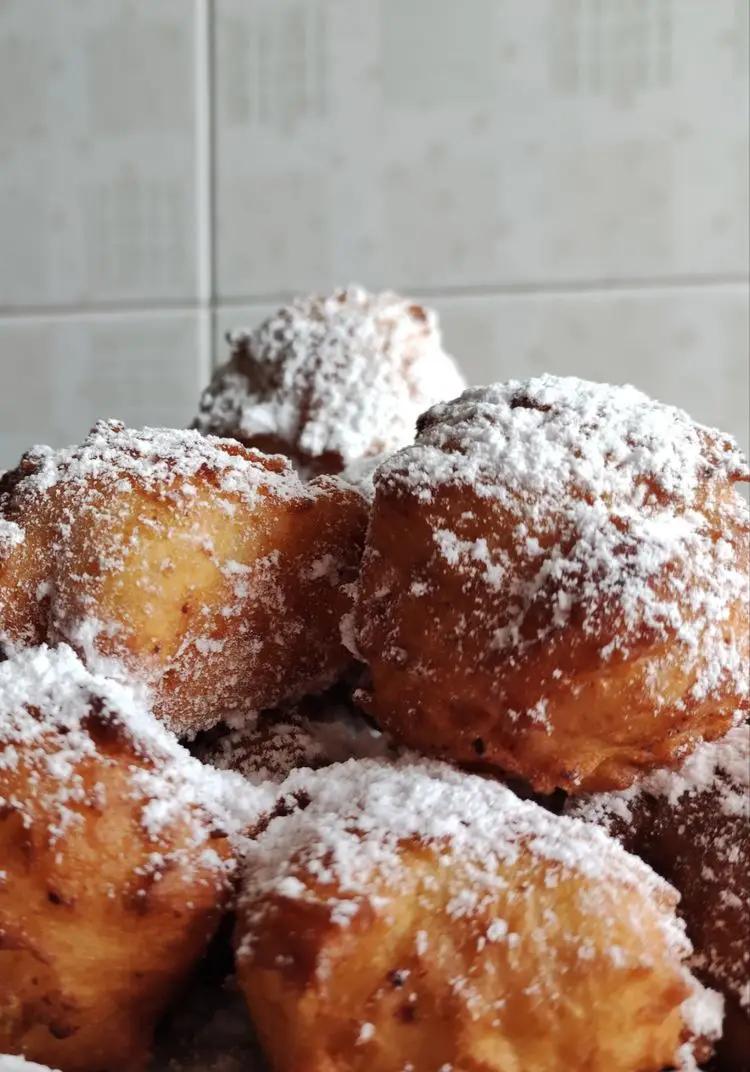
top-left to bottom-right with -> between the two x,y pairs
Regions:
354,375 -> 749,793
234,758 -> 720,1072
0,420 -> 367,735
0,644 -> 268,1072
567,723 -> 749,1070
194,286 -> 465,477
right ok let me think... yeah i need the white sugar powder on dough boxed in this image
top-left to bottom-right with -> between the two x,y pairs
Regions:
238,757 -> 723,1049
0,420 -> 360,733
0,519 -> 24,551
0,644 -> 272,857
10,419 -> 303,505
0,1058 -> 63,1072
242,757 -> 681,936
377,374 -> 749,703
195,285 -> 465,468
206,703 -> 396,786
569,721 -> 749,830
243,758 -> 681,917
567,722 -> 748,1015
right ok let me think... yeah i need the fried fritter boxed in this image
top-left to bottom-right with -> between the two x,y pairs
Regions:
568,723 -> 750,1070
194,286 -> 465,477
0,421 -> 367,735
0,645 -> 268,1072
354,376 -> 750,793
235,759 -> 720,1072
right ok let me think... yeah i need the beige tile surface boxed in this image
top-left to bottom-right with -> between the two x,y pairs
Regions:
0,313 -> 202,470
215,284 -> 750,453
0,0 -> 197,308
214,0 -> 749,298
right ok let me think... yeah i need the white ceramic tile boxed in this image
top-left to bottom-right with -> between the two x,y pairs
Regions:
0,0 -> 198,308
214,0 -> 749,297
0,313 -> 203,470
214,285 -> 749,455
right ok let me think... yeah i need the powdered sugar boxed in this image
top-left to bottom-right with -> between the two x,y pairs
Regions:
239,757 -> 687,956
205,703 -> 395,786
377,375 -> 749,696
7,419 -> 300,506
237,758 -> 722,1058
567,722 -> 749,1015
0,1059 -> 61,1072
0,645 -> 271,858
569,721 -> 749,829
194,286 -> 465,473
0,420 -> 365,735
339,452 -> 389,499
0,519 -> 24,552
677,981 -> 725,1067
390,376 -> 747,505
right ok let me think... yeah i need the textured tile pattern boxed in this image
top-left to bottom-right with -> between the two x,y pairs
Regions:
0,0 -> 197,308
0,0 -> 747,470
215,0 -> 749,294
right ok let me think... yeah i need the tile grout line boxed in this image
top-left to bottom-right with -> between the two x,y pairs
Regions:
0,274 -> 747,324
194,0 -> 215,381
217,273 -> 750,307
0,301 -> 203,324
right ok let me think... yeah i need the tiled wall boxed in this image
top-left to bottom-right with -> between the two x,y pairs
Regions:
1,0 -> 748,470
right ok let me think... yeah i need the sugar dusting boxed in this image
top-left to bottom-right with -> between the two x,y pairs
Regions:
0,519 -> 24,551
241,757 -> 682,938
2,375 -> 742,1065
376,375 -> 749,710
6,419 -> 301,505
0,420 -> 363,734
237,757 -> 722,1056
205,703 -> 395,786
0,1058 -> 62,1072
568,721 -> 749,829
568,722 -> 749,1015
0,645 -> 272,859
194,285 -> 465,471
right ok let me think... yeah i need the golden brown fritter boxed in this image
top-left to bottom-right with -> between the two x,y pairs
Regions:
234,759 -> 719,1072
354,376 -> 749,793
0,420 -> 367,735
568,723 -> 750,1071
0,645 -> 268,1072
193,286 -> 464,477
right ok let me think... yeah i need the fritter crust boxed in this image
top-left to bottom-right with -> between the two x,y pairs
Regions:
234,759 -> 719,1072
194,286 -> 464,477
568,723 -> 750,1070
0,421 -> 367,735
354,377 -> 749,793
0,646 -> 267,1071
